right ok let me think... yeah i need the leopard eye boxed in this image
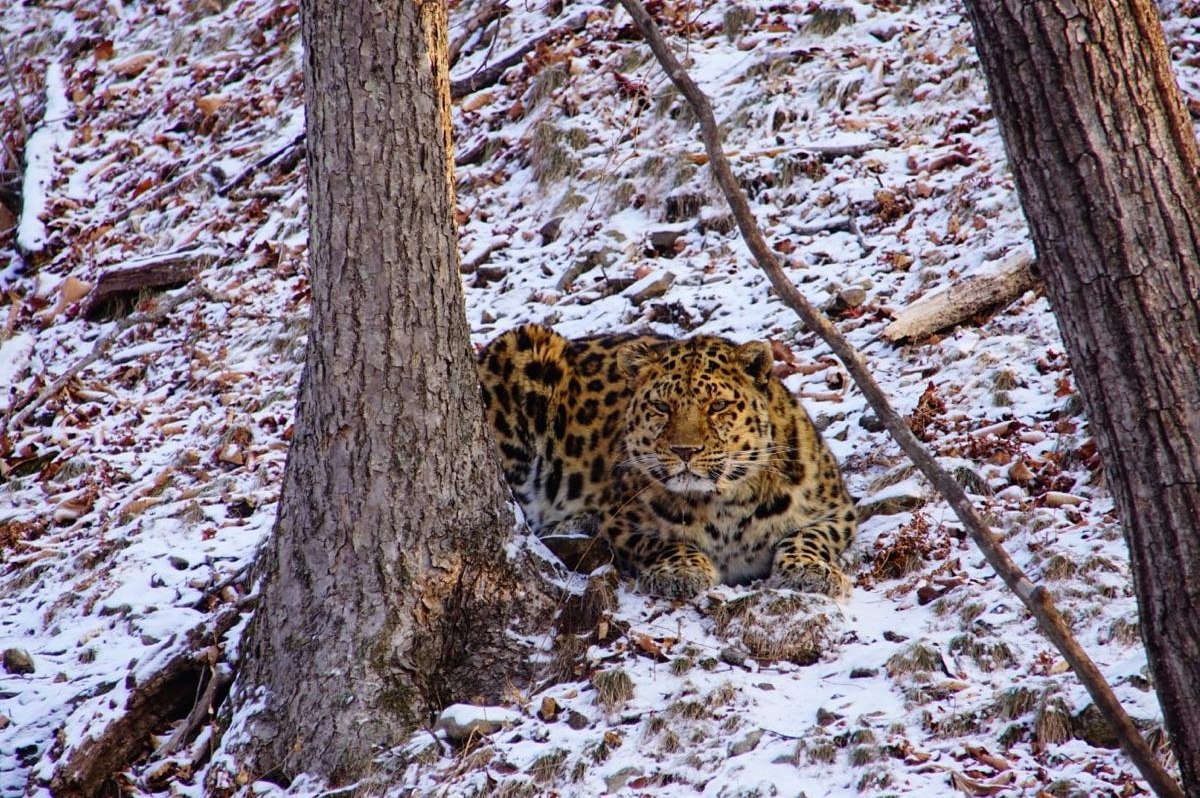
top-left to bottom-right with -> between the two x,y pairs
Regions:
650,400 -> 671,414
709,400 -> 732,413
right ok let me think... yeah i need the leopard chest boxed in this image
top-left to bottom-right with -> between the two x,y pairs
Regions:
632,488 -> 791,585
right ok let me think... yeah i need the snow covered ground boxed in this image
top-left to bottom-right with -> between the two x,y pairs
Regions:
1,0 -> 1198,795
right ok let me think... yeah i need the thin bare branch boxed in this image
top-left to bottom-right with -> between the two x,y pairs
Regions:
616,2 -> 1182,796
449,0 -> 508,65
216,132 -> 305,197
449,11 -> 590,99
0,40 -> 30,146
4,282 -> 213,431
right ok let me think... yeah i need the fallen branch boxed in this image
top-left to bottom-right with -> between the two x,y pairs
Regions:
109,155 -> 220,226
617,2 -> 1182,796
687,141 -> 887,166
787,215 -> 851,236
449,11 -> 590,99
50,608 -> 242,798
883,252 -> 1038,342
5,282 -> 209,431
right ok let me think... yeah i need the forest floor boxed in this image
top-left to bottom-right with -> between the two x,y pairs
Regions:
2,0 -> 1199,796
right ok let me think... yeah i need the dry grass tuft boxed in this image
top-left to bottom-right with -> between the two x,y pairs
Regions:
885,642 -> 942,679
1035,690 -> 1074,746
592,668 -> 634,712
993,686 -> 1038,720
528,748 -> 568,784
722,4 -> 757,39
707,591 -> 842,664
805,6 -> 856,36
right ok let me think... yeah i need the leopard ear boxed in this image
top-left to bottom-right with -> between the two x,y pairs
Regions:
617,339 -> 662,379
735,341 -> 774,383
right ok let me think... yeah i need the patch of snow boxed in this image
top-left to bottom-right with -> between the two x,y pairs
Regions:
17,62 -> 72,254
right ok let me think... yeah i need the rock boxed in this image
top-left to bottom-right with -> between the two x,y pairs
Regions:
858,412 -> 885,432
719,646 -> 748,668
3,648 -> 34,675
624,270 -> 676,305
566,709 -> 590,730
849,667 -> 879,679
825,286 -> 868,316
1007,459 -> 1034,485
1072,704 -> 1120,749
730,728 -> 764,756
0,715 -> 10,730
168,555 -> 190,570
539,216 -> 564,245
647,227 -> 687,255
838,287 -> 867,308
816,707 -> 842,726
857,477 -> 927,521
605,765 -> 644,792
433,703 -> 521,744
538,696 -> 560,722
539,533 -> 613,575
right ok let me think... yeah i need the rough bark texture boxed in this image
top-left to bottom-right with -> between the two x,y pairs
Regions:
963,0 -> 1200,793
225,0 -> 547,785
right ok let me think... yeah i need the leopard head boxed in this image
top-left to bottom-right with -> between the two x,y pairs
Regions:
617,336 -> 775,494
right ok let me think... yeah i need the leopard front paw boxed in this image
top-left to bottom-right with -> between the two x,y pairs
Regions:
770,556 -> 851,598
636,556 -> 719,599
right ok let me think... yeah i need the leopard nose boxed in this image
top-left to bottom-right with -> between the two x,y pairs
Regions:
671,445 -> 703,462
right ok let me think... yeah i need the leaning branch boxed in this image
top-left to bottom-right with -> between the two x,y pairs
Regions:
616,2 -> 1182,797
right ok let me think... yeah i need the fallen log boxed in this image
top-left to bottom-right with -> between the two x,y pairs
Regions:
882,251 -> 1038,343
81,247 -> 220,320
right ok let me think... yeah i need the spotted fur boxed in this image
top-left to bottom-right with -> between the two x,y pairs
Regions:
477,323 -> 856,599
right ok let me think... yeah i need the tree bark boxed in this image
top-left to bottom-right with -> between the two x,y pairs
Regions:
221,0 -> 551,786
962,0 -> 1200,793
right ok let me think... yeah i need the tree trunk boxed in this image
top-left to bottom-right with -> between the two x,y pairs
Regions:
962,0 -> 1200,793
221,0 -> 551,786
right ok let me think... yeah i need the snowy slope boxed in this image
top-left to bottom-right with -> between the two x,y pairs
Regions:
1,0 -> 1198,795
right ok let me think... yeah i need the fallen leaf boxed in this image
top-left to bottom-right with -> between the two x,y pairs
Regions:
196,94 -> 229,116
949,769 -> 1015,796
110,52 -> 156,77
60,276 -> 92,304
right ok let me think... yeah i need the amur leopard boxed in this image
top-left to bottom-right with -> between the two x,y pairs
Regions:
477,323 -> 856,599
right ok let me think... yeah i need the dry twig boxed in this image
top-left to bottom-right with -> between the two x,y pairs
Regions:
617,2 -> 1182,796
